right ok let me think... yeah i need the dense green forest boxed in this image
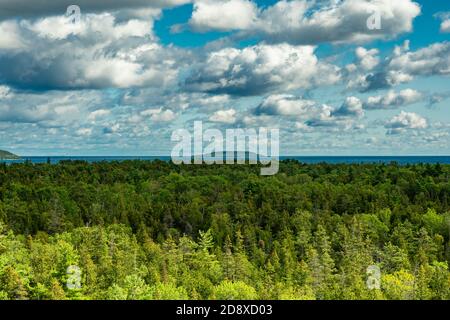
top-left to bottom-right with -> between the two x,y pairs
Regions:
0,160 -> 449,300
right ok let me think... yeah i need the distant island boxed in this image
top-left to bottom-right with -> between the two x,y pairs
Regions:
0,150 -> 20,160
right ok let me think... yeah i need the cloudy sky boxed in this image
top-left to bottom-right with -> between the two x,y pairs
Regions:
0,0 -> 449,156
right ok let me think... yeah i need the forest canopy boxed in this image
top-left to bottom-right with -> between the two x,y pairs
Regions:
0,160 -> 449,300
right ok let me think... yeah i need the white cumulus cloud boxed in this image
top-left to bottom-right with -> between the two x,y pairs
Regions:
186,0 -> 421,45
185,43 -> 340,95
209,108 -> 237,124
385,111 -> 427,135
364,89 -> 422,110
189,0 -> 258,32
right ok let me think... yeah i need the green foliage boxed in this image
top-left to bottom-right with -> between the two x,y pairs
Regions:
277,285 -> 316,300
422,209 -> 446,235
382,270 -> 415,300
151,283 -> 189,300
211,281 -> 257,300
0,160 -> 449,300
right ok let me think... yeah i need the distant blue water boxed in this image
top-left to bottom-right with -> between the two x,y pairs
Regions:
2,156 -> 450,165
284,156 -> 450,165
0,156 -> 170,164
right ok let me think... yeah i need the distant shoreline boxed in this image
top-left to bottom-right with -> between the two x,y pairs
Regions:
2,155 -> 450,165
6,155 -> 450,158
0,150 -> 20,160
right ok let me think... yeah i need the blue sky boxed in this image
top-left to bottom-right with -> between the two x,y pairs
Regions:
0,0 -> 449,156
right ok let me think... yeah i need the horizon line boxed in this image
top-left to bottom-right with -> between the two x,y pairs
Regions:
12,154 -> 450,158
